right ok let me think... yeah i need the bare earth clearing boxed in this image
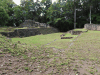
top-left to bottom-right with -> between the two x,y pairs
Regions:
0,29 -> 100,75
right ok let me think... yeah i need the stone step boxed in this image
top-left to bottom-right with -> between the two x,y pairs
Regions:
61,37 -> 73,39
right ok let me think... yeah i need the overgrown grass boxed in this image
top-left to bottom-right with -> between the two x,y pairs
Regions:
0,33 -> 72,74
74,28 -> 87,31
0,28 -> 7,32
0,27 -> 22,32
65,30 -> 100,74
69,30 -> 100,60
0,27 -> 28,32
0,27 -> 58,33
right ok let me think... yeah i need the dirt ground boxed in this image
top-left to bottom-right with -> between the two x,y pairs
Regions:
1,30 -> 100,75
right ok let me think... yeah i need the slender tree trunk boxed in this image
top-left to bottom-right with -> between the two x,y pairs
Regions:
90,6 -> 91,24
74,0 -> 76,29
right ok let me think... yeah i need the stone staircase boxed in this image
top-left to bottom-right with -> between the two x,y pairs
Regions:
60,29 -> 88,39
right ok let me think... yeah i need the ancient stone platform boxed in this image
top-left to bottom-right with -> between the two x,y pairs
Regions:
60,29 -> 88,39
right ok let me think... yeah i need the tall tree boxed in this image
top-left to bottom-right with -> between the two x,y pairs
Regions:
81,0 -> 100,24
47,1 -> 74,31
0,0 -> 14,26
20,0 -> 42,21
39,0 -> 52,23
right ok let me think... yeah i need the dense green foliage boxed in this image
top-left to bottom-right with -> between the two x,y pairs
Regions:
0,0 -> 100,31
46,1 -> 74,31
0,6 -> 9,26
81,0 -> 100,24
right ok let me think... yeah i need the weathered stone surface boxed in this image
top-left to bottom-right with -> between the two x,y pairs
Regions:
84,24 -> 100,30
0,27 -> 58,38
68,30 -> 88,35
71,31 -> 82,35
61,37 -> 73,39
0,28 -> 40,38
19,20 -> 50,28
60,34 -> 66,37
19,20 -> 35,27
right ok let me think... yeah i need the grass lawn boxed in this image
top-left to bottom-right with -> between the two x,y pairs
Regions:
0,27 -> 28,32
64,33 -> 78,37
1,29 -> 100,75
73,28 -> 87,31
12,33 -> 76,49
66,30 -> 100,75
0,27 -> 7,32
12,33 -> 62,46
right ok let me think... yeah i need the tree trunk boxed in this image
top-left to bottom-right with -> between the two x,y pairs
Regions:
74,0 -> 76,29
90,6 -> 91,24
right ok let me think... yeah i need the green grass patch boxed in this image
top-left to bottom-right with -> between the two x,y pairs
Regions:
69,30 -> 100,62
0,27 -> 28,32
12,32 -> 77,49
0,28 -> 7,32
45,39 -> 71,49
64,33 -> 78,37
73,28 -> 87,31
12,33 -> 69,48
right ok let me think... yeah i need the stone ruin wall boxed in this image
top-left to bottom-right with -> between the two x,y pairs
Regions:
20,20 -> 34,27
20,20 -> 50,28
0,28 -> 58,38
0,20 -> 58,38
1,28 -> 40,38
84,24 -> 100,30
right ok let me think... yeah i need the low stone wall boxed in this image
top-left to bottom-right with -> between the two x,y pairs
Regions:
67,30 -> 87,35
84,24 -> 100,30
61,37 -> 73,39
0,28 -> 40,38
0,27 -> 59,38
71,31 -> 82,35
